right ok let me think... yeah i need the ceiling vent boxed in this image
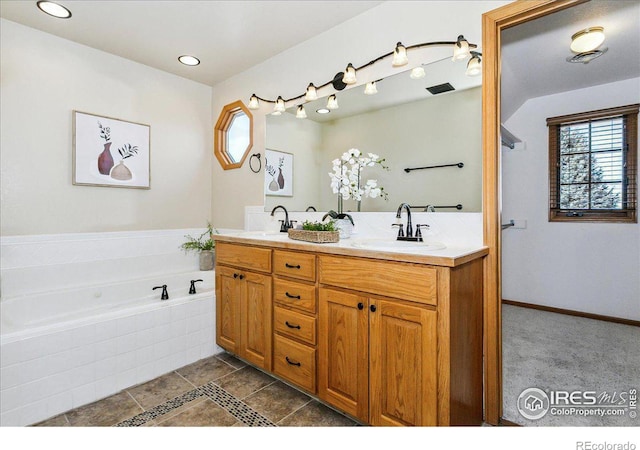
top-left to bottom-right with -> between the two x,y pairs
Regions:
426,82 -> 455,95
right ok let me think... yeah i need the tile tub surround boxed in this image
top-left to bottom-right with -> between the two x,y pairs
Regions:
0,229 -> 223,426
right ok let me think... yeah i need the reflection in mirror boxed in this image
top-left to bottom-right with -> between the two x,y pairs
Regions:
226,112 -> 250,163
265,57 -> 482,212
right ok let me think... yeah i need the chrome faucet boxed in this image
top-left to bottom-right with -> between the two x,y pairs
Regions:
271,205 -> 294,232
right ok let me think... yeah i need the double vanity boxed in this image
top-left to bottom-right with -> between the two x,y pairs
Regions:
213,230 -> 487,426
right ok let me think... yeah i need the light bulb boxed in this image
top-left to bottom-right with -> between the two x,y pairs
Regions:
327,95 -> 339,109
364,82 -> 378,95
305,83 -> 318,101
178,55 -> 200,66
465,53 -> 482,76
410,67 -> 425,79
392,42 -> 408,67
296,105 -> 307,119
248,94 -> 260,110
274,96 -> 285,113
452,35 -> 470,61
342,63 -> 357,85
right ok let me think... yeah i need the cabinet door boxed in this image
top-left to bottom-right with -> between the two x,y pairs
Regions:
369,298 -> 437,426
318,288 -> 369,422
241,271 -> 273,371
216,266 -> 242,353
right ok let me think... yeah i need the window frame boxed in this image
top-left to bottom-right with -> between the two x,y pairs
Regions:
547,104 -> 638,223
214,100 -> 253,170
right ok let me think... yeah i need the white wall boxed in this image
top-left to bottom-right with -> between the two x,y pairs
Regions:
210,1 -> 510,228
502,78 -> 640,320
0,19 -> 213,236
318,87 -> 482,212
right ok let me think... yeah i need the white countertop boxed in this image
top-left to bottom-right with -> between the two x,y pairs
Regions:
214,230 -> 488,267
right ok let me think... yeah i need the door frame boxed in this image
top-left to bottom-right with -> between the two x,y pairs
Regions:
481,0 -> 588,425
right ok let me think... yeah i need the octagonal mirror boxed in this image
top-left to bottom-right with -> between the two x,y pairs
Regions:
214,100 -> 253,170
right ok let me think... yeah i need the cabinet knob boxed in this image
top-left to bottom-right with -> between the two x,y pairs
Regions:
233,273 -> 238,278
239,274 -> 245,280
357,302 -> 364,310
369,304 -> 377,313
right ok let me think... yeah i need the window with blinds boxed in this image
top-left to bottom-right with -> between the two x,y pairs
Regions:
547,104 -> 638,223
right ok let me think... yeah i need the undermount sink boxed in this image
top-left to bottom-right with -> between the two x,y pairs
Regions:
350,239 -> 446,251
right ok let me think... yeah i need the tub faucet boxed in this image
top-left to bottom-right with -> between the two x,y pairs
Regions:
189,279 -> 203,294
153,284 -> 168,300
270,205 -> 292,232
395,202 -> 414,240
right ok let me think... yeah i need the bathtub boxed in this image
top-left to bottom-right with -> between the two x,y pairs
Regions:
0,270 -> 216,426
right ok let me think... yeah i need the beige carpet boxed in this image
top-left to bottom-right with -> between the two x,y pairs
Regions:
502,304 -> 639,426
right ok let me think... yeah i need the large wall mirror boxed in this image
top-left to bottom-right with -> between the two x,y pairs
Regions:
265,57 -> 482,212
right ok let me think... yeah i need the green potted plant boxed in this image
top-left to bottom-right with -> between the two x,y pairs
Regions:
181,223 -> 217,270
287,220 -> 340,243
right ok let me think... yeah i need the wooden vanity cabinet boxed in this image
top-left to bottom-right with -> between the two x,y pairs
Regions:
317,254 -> 482,427
214,238 -> 484,427
215,243 -> 273,371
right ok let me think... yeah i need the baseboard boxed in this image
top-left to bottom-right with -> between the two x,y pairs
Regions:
502,299 -> 640,327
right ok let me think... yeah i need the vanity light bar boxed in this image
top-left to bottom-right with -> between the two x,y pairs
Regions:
246,36 -> 480,112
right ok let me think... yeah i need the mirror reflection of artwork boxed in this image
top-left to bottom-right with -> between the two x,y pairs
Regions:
264,149 -> 293,197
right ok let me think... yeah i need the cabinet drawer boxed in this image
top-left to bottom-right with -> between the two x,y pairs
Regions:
319,255 -> 437,305
274,306 -> 316,345
273,250 -> 316,281
273,335 -> 316,393
216,242 -> 272,273
273,278 -> 317,313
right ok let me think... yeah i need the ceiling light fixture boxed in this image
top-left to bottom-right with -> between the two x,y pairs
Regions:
316,108 -> 330,114
178,55 -> 200,66
248,36 -> 479,119
410,67 -> 426,79
570,26 -> 605,53
36,1 -> 72,19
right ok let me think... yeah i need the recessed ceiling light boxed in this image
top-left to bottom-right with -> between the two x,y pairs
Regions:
316,108 -> 330,114
570,26 -> 605,53
178,55 -> 200,66
37,1 -> 72,19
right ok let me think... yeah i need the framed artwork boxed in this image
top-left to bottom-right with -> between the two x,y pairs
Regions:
73,111 -> 150,189
264,149 -> 293,197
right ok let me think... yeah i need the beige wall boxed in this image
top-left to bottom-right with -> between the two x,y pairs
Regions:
0,19 -> 213,236
210,1 -> 510,228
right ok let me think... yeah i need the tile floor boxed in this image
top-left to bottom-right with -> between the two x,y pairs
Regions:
33,352 -> 359,427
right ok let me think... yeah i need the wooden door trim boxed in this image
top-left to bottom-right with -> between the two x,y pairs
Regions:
481,0 -> 588,425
